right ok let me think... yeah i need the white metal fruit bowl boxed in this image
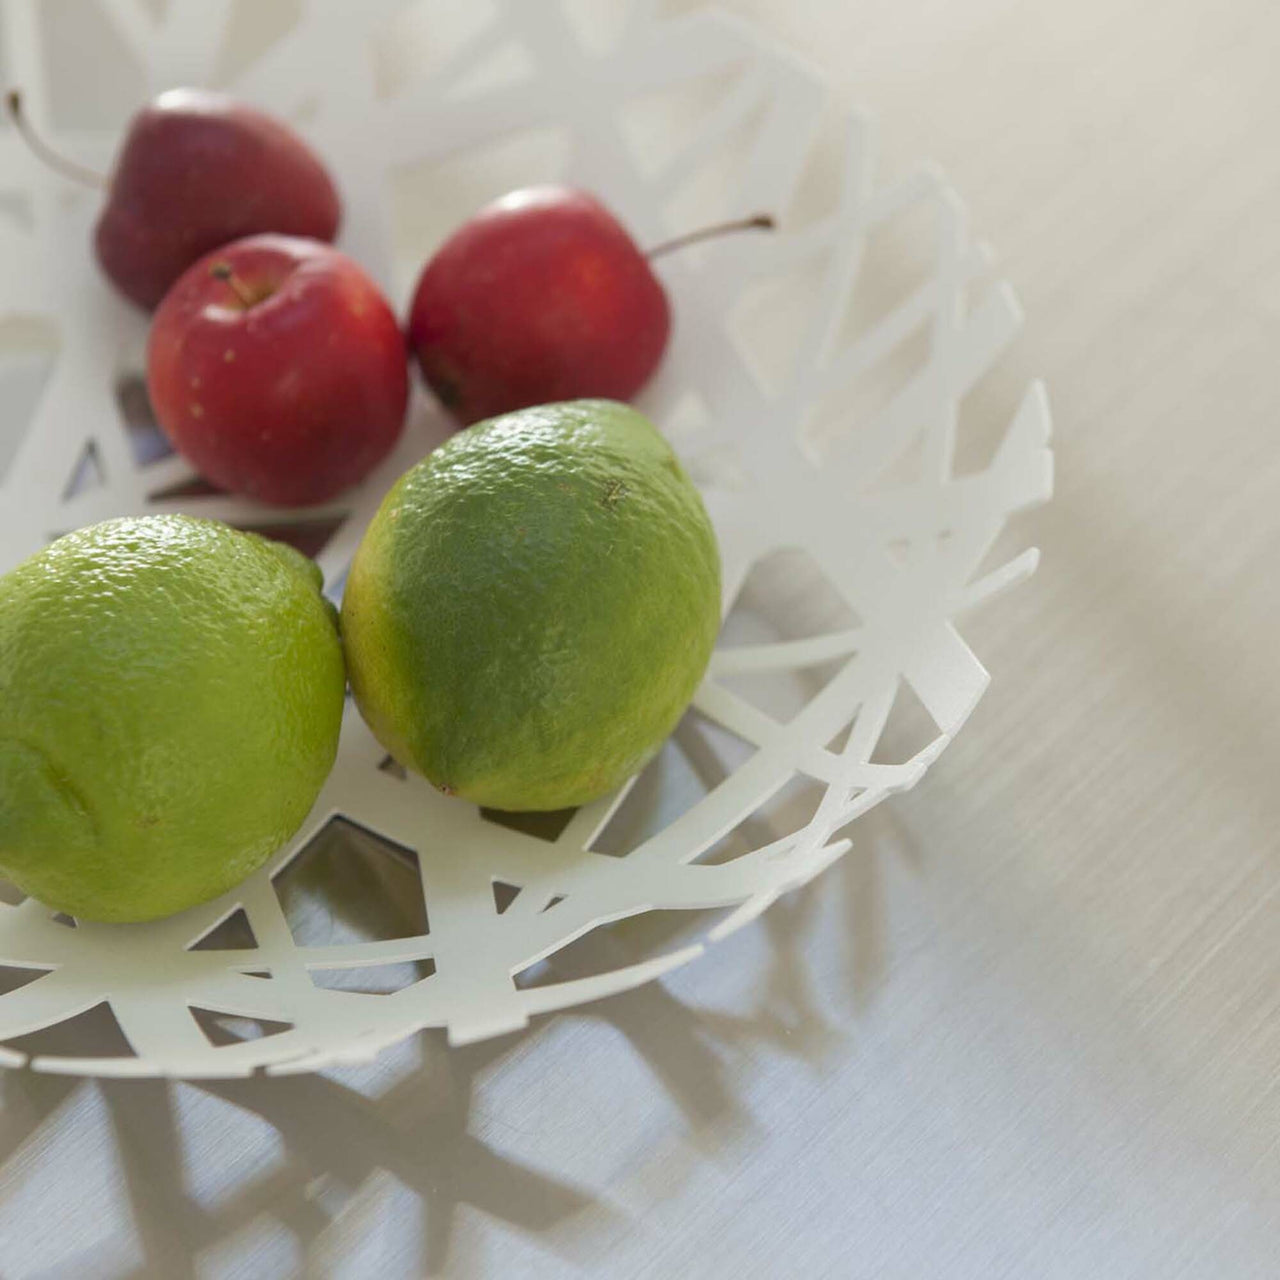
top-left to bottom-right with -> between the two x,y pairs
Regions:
0,0 -> 1052,1076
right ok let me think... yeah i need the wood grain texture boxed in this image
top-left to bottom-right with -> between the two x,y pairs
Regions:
2,1 -> 1279,1276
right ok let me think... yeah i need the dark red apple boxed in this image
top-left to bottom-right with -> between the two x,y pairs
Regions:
405,186 -> 671,425
406,188 -> 774,426
7,88 -> 340,310
147,234 -> 408,507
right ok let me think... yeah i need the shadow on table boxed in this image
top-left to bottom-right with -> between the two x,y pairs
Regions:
0,700 -> 930,1280
0,804 -> 915,1280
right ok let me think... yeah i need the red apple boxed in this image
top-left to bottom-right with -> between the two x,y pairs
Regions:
7,88 -> 341,310
405,186 -> 670,425
147,234 -> 408,507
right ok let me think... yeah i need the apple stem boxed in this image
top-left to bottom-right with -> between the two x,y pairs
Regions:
210,261 -> 256,308
646,213 -> 776,260
5,89 -> 108,189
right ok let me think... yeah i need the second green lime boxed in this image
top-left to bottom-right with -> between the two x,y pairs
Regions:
0,515 -> 345,922
341,399 -> 722,811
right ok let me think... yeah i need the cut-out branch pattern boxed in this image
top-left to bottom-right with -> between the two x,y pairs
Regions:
0,0 -> 1051,1075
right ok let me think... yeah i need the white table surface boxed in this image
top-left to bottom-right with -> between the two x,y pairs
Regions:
4,0 -> 1280,1276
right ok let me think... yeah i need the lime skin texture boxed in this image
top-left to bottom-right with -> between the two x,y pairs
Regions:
341,399 -> 722,812
0,515 -> 345,923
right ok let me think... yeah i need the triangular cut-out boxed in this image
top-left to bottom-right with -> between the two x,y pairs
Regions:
3,1000 -> 135,1060
114,372 -> 173,466
378,754 -> 408,781
723,547 -> 861,646
274,816 -> 427,946
371,0 -> 495,96
0,879 -> 26,906
190,1006 -> 292,1047
0,965 -> 51,997
717,658 -> 853,727
617,59 -> 748,180
716,547 -> 861,722
62,440 -> 105,500
835,196 -> 942,352
590,709 -> 755,858
148,473 -> 226,500
542,894 -> 566,913
212,0 -> 304,91
661,95 -> 772,248
235,517 -> 347,560
825,720 -> 855,756
309,958 -> 435,996
51,912 -> 76,928
491,880 -> 521,915
694,774 -> 825,867
965,522 -> 1035,595
805,318 -> 932,459
513,908 -> 734,990
954,354 -> 1026,479
0,317 -> 59,487
727,251 -> 830,398
189,907 -> 258,952
325,567 -> 349,608
870,678 -> 940,767
479,807 -> 578,844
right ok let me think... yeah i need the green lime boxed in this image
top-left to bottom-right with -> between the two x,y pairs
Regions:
0,515 -> 345,922
341,399 -> 721,811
